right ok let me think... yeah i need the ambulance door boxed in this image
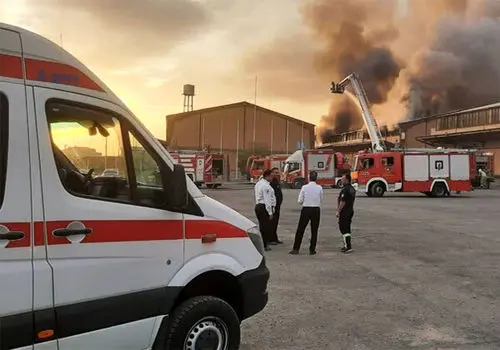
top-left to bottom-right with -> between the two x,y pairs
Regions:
0,83 -> 34,348
33,87 -> 184,349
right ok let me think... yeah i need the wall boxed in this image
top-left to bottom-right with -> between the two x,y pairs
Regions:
401,122 -> 430,148
167,103 -> 315,177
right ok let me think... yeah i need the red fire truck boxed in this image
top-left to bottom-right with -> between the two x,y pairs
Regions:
170,150 -> 226,189
282,149 -> 351,189
249,154 -> 290,183
351,148 -> 475,197
331,73 -> 475,197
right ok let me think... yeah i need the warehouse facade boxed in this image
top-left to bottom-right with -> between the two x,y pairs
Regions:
166,101 -> 315,178
317,102 -> 500,175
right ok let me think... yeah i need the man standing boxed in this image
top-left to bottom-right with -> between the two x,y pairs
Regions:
289,171 -> 323,255
336,174 -> 356,253
254,169 -> 276,251
269,167 -> 283,245
479,167 -> 488,189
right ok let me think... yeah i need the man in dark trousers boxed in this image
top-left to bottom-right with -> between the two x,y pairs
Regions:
254,169 -> 276,251
289,171 -> 324,255
336,174 -> 356,253
269,167 -> 283,245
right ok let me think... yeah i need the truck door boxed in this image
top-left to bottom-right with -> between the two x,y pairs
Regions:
33,87 -> 184,349
0,83 -> 35,348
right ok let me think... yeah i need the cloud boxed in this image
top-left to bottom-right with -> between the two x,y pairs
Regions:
26,0 -> 213,69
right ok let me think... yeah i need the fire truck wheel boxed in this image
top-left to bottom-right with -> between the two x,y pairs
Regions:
370,182 -> 385,197
293,179 -> 305,189
207,184 -> 215,189
431,182 -> 447,197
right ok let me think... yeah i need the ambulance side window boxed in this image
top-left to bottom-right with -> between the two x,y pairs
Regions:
0,93 -> 7,207
47,101 -> 131,202
128,132 -> 162,188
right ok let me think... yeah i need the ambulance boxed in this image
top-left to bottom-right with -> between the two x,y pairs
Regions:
0,23 -> 269,349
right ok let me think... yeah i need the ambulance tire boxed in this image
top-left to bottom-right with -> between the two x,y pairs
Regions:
163,296 -> 240,350
370,182 -> 385,197
206,184 -> 215,189
336,179 -> 343,188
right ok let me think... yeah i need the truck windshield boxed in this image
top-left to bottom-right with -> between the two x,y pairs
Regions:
352,156 -> 359,172
284,162 -> 299,173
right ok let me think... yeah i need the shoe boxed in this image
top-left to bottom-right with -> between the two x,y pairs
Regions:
265,246 -> 272,251
276,240 -> 284,244
268,241 -> 278,246
289,250 -> 299,255
340,247 -> 352,254
309,251 -> 316,255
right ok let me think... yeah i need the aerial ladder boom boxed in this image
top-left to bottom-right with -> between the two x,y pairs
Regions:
331,73 -> 386,152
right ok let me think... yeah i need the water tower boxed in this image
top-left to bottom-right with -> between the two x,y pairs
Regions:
183,84 -> 195,112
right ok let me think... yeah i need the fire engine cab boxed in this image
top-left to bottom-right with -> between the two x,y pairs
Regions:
331,73 -> 475,197
282,149 -> 350,189
249,154 -> 289,183
0,23 -> 268,349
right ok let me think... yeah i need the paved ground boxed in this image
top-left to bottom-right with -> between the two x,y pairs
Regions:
204,185 -> 500,350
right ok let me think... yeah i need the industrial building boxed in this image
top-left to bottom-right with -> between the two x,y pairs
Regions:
318,102 -> 500,175
165,101 -> 316,178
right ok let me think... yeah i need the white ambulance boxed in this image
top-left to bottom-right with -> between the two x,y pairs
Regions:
0,23 -> 269,350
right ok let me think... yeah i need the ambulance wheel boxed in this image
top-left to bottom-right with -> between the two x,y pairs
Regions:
206,184 -> 215,189
431,183 -> 446,197
336,179 -> 343,188
164,296 -> 240,350
370,182 -> 385,197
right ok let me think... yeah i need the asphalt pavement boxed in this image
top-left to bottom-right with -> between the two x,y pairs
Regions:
204,186 -> 500,350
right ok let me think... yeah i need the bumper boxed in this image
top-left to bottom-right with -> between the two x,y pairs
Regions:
237,258 -> 270,320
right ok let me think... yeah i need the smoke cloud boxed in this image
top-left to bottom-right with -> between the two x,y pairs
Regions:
240,0 -> 500,143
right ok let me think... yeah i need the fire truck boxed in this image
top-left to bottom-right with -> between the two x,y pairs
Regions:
330,73 -> 475,197
282,149 -> 351,189
249,154 -> 290,183
170,150 -> 226,189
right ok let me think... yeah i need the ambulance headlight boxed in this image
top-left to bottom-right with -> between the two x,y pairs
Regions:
247,226 -> 265,255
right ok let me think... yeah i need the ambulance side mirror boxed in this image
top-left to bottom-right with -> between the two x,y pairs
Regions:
167,164 -> 189,210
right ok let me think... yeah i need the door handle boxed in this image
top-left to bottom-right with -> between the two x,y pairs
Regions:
0,231 -> 25,241
53,228 -> 92,237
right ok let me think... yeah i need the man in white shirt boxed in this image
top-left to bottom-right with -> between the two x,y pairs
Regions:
254,169 -> 276,251
479,167 -> 487,189
289,171 -> 324,255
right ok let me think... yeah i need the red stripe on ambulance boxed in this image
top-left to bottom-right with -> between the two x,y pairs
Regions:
25,58 -> 104,92
0,54 -> 23,79
3,220 -> 247,248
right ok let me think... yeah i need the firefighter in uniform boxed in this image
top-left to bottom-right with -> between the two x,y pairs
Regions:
337,174 -> 356,253
254,169 -> 276,251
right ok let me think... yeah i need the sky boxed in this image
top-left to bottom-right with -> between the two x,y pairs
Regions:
0,0 -> 408,140
0,0 -> 312,139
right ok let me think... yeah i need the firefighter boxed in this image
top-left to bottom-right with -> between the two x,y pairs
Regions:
289,171 -> 324,255
479,167 -> 488,189
254,169 -> 276,251
337,174 -> 356,253
269,167 -> 283,245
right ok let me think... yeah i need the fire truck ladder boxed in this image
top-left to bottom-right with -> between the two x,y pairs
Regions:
331,73 -> 386,153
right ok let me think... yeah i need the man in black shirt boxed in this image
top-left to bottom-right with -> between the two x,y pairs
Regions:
336,174 -> 356,253
269,167 -> 284,245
